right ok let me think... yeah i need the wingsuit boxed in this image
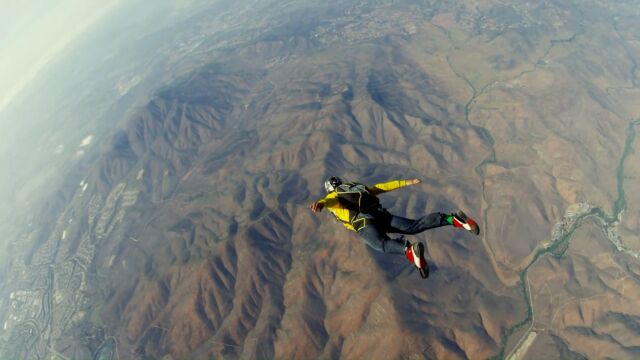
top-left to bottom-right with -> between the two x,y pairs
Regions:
310,176 -> 480,278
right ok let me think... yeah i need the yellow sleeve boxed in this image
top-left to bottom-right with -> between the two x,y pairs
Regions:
369,180 -> 408,195
316,193 -> 354,230
316,192 -> 340,208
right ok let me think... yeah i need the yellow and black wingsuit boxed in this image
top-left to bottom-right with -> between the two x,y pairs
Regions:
315,180 -> 412,231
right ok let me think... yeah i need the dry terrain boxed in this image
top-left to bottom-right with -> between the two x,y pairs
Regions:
1,0 -> 639,359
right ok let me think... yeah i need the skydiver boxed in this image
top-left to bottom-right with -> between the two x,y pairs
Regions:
309,176 -> 480,278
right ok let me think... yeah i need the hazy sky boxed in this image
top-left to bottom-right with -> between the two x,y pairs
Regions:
0,0 -> 124,113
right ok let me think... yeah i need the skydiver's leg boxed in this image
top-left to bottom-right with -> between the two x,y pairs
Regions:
388,212 -> 449,235
356,223 -> 407,255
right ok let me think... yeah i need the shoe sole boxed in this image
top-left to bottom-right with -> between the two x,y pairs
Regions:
419,266 -> 429,279
456,211 -> 480,235
413,243 -> 429,279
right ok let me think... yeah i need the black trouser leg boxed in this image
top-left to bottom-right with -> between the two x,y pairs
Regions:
356,223 -> 407,255
388,212 -> 449,235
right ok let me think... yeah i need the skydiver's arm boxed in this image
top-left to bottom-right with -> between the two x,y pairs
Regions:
369,178 -> 421,195
309,193 -> 340,213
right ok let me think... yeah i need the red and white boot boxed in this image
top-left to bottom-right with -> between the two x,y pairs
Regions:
405,241 -> 429,279
451,211 -> 480,235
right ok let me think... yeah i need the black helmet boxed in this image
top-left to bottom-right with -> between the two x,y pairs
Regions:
324,176 -> 342,193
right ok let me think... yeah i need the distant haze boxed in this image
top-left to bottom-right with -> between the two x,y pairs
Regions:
0,0 -> 123,113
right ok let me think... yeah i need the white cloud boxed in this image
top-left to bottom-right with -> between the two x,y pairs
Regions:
79,135 -> 94,148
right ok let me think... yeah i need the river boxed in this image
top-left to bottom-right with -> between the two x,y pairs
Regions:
496,119 -> 639,360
